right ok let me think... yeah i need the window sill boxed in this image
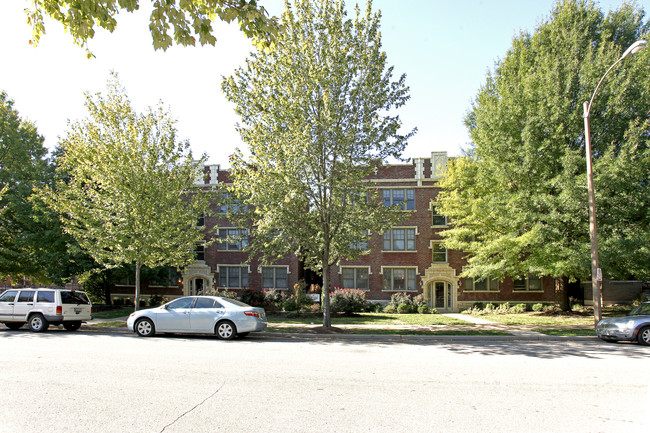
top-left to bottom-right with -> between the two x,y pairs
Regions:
382,250 -> 418,253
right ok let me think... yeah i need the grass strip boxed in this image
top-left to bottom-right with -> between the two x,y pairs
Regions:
264,326 -> 508,336
533,328 -> 595,337
92,308 -> 133,319
88,321 -> 127,328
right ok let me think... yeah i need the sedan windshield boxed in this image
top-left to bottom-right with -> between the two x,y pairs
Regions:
630,303 -> 650,316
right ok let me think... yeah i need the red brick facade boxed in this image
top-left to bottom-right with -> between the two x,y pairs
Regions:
181,152 -> 558,312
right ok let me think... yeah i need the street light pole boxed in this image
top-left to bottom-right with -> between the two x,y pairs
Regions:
583,40 -> 646,327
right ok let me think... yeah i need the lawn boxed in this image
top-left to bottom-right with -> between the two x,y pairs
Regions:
264,326 -> 507,336
267,312 -> 469,326
479,313 -> 593,326
92,308 -> 134,320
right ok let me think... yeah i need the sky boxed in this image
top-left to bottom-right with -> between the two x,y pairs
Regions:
1,0 -> 648,166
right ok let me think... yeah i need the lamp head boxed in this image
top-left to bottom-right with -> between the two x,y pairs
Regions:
621,40 -> 647,60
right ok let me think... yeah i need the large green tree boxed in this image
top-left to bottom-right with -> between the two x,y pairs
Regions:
44,75 -> 213,309
222,0 -> 414,327
436,0 -> 650,310
26,0 -> 280,56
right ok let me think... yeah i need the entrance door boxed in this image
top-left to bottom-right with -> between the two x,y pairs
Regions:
431,281 -> 453,312
189,278 -> 205,296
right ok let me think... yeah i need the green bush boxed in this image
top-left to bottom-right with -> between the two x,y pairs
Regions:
397,302 -> 416,314
532,303 -> 545,312
148,295 -> 164,307
112,297 -> 124,306
383,304 -> 397,313
417,304 -> 430,314
123,298 -> 134,306
330,288 -> 368,315
510,303 -> 527,314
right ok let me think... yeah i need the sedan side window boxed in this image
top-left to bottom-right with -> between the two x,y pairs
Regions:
167,297 -> 193,310
193,298 -> 215,309
0,291 -> 18,302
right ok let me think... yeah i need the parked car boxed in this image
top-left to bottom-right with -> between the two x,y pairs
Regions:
0,288 -> 93,332
127,296 -> 267,340
596,301 -> 650,345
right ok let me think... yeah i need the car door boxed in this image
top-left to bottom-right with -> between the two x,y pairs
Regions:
0,290 -> 19,321
155,297 -> 193,332
190,298 -> 225,332
13,290 -> 36,320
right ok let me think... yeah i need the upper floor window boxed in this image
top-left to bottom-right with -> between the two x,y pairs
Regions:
342,267 -> 369,290
431,242 -> 447,263
383,228 -> 416,251
513,276 -> 542,291
219,228 -> 248,251
195,243 -> 205,261
218,192 -> 246,214
431,206 -> 447,226
197,213 -> 205,227
383,189 -> 415,210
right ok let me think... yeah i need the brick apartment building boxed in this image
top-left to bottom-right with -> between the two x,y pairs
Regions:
174,151 -> 561,313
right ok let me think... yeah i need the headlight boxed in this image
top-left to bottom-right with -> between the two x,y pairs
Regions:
624,320 -> 635,330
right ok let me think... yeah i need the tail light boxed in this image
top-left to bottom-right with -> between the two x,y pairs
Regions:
56,306 -> 62,315
244,311 -> 260,318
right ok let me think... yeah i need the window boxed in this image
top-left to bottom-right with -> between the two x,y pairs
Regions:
0,290 -> 18,302
342,267 -> 369,290
167,297 -> 193,309
195,243 -> 205,261
193,298 -> 217,309
382,268 -> 417,291
261,267 -> 288,289
350,231 -> 370,251
463,277 -> 499,292
383,228 -> 416,251
61,291 -> 90,305
197,213 -> 205,227
17,291 -> 35,302
219,266 -> 248,288
219,228 -> 248,251
36,291 -> 55,303
431,206 -> 447,226
218,192 -> 246,214
432,242 -> 447,263
513,276 -> 543,291
383,189 -> 415,210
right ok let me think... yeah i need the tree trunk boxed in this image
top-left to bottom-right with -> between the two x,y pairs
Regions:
135,262 -> 141,311
322,261 -> 331,328
555,276 -> 569,311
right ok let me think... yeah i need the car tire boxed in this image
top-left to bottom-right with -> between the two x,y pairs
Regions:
135,318 -> 155,337
29,314 -> 49,332
215,320 -> 237,340
5,322 -> 24,330
63,322 -> 82,331
637,326 -> 650,346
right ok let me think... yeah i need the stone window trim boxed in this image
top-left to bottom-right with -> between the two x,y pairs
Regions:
428,202 -> 448,227
428,240 -> 448,263
382,188 -> 416,211
216,264 -> 250,289
382,227 -> 418,252
380,266 -> 419,292
339,265 -> 372,291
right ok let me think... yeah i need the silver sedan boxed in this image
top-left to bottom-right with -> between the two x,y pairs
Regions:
127,296 -> 267,340
596,301 -> 650,345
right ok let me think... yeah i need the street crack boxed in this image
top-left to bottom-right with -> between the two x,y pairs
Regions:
160,381 -> 226,433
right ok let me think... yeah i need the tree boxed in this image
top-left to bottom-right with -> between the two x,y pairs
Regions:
26,0 -> 281,57
435,0 -> 650,310
44,74 -> 213,309
222,0 -> 414,327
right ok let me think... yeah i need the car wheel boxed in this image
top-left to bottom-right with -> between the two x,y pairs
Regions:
637,326 -> 650,346
63,322 -> 81,331
29,314 -> 49,333
5,322 -> 24,330
215,321 -> 237,340
135,318 -> 155,337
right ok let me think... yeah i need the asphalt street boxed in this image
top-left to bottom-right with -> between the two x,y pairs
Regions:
1,328 -> 648,433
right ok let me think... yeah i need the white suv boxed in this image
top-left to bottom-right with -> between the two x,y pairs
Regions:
0,288 -> 93,332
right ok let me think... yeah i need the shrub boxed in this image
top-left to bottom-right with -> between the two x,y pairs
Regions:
112,297 -> 124,306
532,303 -> 545,312
418,304 -> 430,314
397,302 -> 416,314
510,303 -> 527,314
383,304 -> 397,313
330,288 -> 368,315
240,289 -> 265,307
495,302 -> 511,314
412,294 -> 427,307
148,295 -> 164,307
123,298 -> 134,306
282,295 -> 299,312
472,302 -> 484,310
484,303 -> 496,313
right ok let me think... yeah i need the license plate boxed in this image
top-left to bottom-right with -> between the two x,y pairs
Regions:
74,308 -> 82,314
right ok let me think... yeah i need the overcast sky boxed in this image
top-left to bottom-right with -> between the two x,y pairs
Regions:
1,0 -> 647,165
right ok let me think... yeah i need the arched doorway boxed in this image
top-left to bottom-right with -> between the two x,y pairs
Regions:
188,277 -> 207,296
428,281 -> 453,312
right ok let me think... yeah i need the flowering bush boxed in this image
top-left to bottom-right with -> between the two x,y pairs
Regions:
330,288 -> 368,314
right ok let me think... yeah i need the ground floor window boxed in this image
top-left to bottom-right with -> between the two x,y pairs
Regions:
513,276 -> 542,291
382,267 -> 417,291
342,267 -> 369,290
219,266 -> 248,288
463,277 -> 499,292
261,266 -> 288,289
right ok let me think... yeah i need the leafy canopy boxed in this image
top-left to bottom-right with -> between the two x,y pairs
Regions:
222,0 -> 414,326
44,74 -> 213,300
26,0 -> 281,57
436,0 -> 650,282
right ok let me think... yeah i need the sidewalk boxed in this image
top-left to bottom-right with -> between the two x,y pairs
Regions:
87,314 -> 597,342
